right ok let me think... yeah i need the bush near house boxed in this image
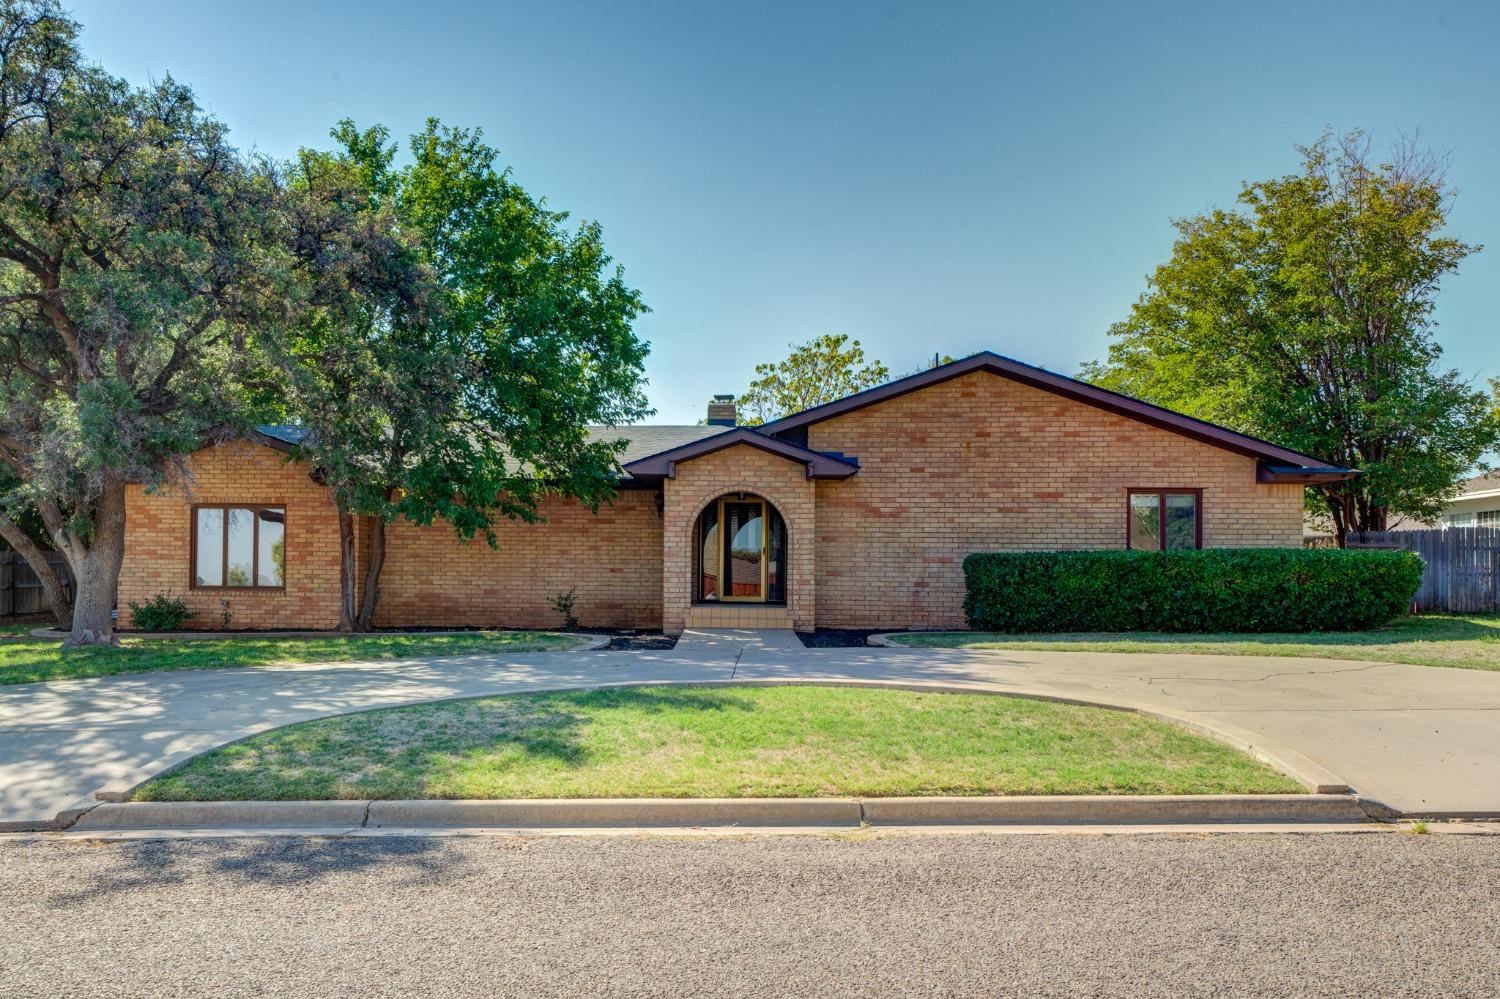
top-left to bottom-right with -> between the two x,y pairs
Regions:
963,549 -> 1423,633
125,592 -> 196,632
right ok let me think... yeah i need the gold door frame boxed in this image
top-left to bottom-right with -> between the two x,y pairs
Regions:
714,496 -> 768,602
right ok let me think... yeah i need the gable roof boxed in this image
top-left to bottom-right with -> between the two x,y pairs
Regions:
756,351 -> 1357,482
621,426 -> 859,480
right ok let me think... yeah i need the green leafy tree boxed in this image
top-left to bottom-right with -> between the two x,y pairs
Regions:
1081,133 -> 1497,545
278,120 -> 650,630
736,334 -> 890,425
0,0 -> 281,644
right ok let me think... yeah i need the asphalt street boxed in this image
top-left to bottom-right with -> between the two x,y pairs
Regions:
3,830 -> 1498,997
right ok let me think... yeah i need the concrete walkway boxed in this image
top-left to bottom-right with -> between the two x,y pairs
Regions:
3,630 -> 1499,828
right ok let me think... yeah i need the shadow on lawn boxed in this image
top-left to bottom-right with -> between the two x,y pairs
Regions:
143,684 -> 765,801
396,684 -> 760,774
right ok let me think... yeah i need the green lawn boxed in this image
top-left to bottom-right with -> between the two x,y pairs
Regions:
133,684 -> 1302,801
887,613 -> 1500,671
0,630 -> 587,686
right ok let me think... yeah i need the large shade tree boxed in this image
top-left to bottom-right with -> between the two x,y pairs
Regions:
1082,133 -> 1497,545
736,334 -> 890,425
278,120 -> 651,630
0,0 -> 281,643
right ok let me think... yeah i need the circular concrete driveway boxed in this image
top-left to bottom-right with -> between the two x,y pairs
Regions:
3,630 -> 1498,829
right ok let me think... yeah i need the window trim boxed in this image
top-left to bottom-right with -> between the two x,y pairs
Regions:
1126,488 -> 1203,551
189,504 -> 287,591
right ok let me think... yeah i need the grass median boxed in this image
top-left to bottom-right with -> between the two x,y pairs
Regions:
132,684 -> 1302,801
886,613 -> 1500,671
0,630 -> 587,686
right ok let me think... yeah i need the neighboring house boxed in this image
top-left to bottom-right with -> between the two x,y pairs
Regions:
117,352 -> 1355,633
1435,472 -> 1500,529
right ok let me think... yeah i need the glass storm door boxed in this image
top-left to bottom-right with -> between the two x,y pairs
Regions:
696,496 -> 786,603
720,500 -> 765,600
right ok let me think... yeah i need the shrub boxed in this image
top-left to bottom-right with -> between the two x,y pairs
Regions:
962,548 -> 1423,633
127,591 -> 197,632
551,588 -> 579,631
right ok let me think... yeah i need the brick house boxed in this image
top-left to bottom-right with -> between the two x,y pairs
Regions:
118,352 -> 1355,633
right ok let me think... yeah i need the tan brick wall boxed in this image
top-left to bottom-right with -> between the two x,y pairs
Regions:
807,370 -> 1305,629
371,490 -> 663,630
121,373 -> 1306,634
123,440 -> 662,631
120,440 -> 344,630
661,444 -> 816,632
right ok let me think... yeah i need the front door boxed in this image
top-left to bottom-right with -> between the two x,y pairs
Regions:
720,499 -> 765,600
696,495 -> 786,604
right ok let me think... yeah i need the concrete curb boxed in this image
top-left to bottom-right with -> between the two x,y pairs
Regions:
71,800 -> 370,831
860,794 -> 1368,825
368,798 -> 865,829
60,793 -> 1370,834
26,627 -> 608,650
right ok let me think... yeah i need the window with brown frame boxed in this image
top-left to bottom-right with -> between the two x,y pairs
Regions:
1127,490 -> 1202,551
192,506 -> 286,588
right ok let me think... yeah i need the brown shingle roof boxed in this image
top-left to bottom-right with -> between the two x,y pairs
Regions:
1459,471 -> 1500,495
589,425 -> 723,468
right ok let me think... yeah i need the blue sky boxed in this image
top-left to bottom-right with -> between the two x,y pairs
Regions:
68,0 -> 1499,425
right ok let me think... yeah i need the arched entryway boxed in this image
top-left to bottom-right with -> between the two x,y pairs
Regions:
693,493 -> 787,604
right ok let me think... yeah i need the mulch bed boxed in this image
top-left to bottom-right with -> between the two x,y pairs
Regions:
796,628 -> 885,648
577,628 -> 679,651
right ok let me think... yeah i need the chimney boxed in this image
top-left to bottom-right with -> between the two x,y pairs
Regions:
707,394 -> 737,427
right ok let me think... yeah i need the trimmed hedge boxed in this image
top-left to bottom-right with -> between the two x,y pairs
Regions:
962,548 -> 1423,633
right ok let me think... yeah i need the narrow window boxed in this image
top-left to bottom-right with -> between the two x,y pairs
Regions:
1127,490 -> 1201,550
194,508 -> 224,586
257,509 -> 286,585
192,506 -> 286,588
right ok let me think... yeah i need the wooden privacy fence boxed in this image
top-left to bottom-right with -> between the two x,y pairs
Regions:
1347,527 -> 1500,613
0,549 -> 73,618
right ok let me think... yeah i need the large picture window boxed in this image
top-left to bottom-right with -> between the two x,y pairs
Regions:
1127,490 -> 1201,551
193,506 -> 286,588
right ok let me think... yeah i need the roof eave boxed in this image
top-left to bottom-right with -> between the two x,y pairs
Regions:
621,427 -> 859,480
1256,463 -> 1361,484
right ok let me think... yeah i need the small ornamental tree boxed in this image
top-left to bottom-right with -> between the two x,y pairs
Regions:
0,0 -> 281,644
278,120 -> 651,630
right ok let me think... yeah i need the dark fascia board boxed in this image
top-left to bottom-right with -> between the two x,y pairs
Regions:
1257,463 -> 1362,485
247,429 -> 298,454
622,427 -> 859,480
757,351 -> 1359,480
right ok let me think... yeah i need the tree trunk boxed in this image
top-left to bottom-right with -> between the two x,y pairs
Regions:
0,518 -> 72,629
1320,485 -> 1351,548
336,507 -> 358,632
354,517 -> 386,632
56,479 -> 126,647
